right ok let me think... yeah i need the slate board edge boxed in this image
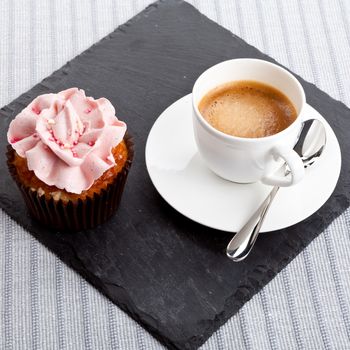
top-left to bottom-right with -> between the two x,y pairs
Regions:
0,1 -> 349,349
0,0 -> 163,117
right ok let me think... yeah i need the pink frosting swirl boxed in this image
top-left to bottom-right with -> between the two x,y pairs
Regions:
7,88 -> 127,194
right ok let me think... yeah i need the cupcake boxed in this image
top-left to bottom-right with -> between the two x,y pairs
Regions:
7,88 -> 133,231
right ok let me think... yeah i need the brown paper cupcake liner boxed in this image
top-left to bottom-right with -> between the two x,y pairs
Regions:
7,134 -> 134,232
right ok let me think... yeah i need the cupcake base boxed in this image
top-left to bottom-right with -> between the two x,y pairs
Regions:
7,135 -> 134,232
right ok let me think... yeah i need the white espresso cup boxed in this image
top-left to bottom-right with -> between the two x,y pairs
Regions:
192,58 -> 321,187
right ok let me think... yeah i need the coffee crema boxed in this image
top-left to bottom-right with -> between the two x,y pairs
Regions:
198,80 -> 297,138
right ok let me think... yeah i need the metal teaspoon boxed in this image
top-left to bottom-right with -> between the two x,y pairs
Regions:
226,119 -> 327,262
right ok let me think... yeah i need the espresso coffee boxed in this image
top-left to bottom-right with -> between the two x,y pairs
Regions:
198,80 -> 297,138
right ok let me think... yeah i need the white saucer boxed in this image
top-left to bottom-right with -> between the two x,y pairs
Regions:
145,94 -> 341,232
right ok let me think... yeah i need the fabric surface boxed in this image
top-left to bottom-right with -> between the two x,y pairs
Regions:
0,0 -> 349,349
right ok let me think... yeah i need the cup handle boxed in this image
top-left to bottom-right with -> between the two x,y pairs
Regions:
262,113 -> 326,187
261,145 -> 305,187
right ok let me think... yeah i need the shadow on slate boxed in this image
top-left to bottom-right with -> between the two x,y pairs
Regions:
0,0 -> 349,349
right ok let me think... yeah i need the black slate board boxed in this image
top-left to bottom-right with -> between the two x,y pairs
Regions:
0,1 -> 349,349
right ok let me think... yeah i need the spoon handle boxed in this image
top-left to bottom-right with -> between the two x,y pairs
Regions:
226,185 -> 280,261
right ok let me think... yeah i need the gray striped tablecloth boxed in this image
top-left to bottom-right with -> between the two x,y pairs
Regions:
0,1 -> 349,349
